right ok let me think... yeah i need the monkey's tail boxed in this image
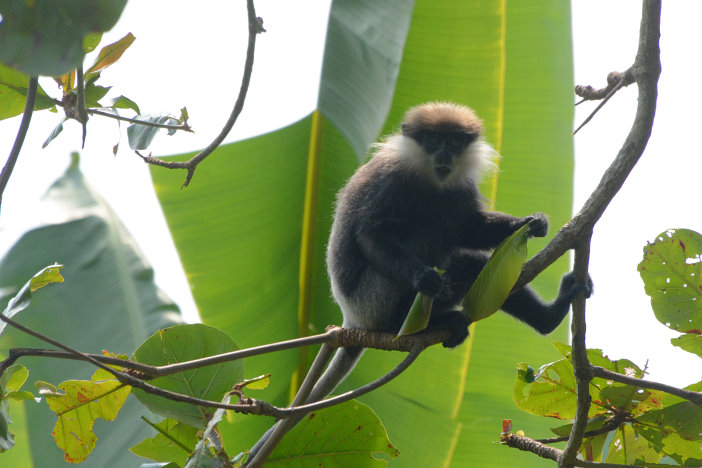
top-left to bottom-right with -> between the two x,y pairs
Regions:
246,346 -> 364,465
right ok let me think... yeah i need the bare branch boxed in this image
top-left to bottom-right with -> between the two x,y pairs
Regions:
559,235 -> 594,467
513,0 -> 661,292
592,366 -> 702,407
0,76 -> 38,215
87,108 -> 192,132
140,0 -> 264,187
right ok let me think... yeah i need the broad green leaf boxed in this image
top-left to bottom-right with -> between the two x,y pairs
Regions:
131,324 -> 244,429
152,2 -> 574,466
130,418 -> 198,466
0,63 -> 54,120
0,157 -> 182,466
43,369 -> 131,463
128,115 -> 180,150
0,0 -> 127,76
266,400 -> 399,467
396,293 -> 433,338
464,224 -> 529,321
112,95 -> 141,115
85,33 -> 136,78
638,229 -> 702,358
0,264 -> 63,336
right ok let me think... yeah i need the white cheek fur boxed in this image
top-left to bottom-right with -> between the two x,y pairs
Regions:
372,135 -> 500,188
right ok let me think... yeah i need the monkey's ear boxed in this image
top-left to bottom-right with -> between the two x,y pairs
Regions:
401,123 -> 411,135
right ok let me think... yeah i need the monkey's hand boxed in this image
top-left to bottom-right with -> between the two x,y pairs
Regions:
558,271 -> 594,301
413,266 -> 442,297
523,212 -> 548,238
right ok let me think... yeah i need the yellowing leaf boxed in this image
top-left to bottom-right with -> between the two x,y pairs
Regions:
85,32 -> 136,76
44,370 -> 130,463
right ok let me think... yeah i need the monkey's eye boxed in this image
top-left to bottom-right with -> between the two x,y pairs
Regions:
449,138 -> 463,150
425,135 -> 441,149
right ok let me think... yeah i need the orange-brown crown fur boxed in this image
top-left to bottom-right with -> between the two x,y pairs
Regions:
401,102 -> 482,136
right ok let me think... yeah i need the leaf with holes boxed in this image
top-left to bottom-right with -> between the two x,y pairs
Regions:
638,229 -> 702,356
39,368 -> 131,463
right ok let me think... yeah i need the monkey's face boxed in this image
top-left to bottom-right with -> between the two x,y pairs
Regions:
414,130 -> 477,181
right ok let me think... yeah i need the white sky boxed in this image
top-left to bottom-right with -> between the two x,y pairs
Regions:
0,1 -> 699,388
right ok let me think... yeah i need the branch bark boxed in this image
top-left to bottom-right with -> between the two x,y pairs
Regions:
139,0 -> 264,187
513,0 -> 661,292
0,76 -> 38,215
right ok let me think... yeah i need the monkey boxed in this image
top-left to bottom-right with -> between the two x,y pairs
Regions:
246,102 -> 591,464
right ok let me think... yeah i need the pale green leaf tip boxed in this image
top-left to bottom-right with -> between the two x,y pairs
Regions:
29,264 -> 65,293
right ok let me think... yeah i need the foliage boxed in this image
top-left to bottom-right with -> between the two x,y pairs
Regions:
512,230 -> 702,466
638,229 -> 702,358
0,0 -> 127,76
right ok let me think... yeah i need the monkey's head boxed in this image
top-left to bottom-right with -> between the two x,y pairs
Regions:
399,102 -> 498,187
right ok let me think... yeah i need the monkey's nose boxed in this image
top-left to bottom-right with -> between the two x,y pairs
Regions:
435,166 -> 451,178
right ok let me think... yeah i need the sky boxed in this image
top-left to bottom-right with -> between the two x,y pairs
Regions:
0,1 -> 699,389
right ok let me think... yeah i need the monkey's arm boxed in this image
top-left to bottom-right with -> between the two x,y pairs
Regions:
464,211 -> 548,250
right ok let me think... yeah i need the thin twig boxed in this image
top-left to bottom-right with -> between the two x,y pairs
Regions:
592,366 -> 702,407
76,66 -> 88,147
0,76 -> 38,214
573,75 -> 628,135
139,0 -> 264,187
87,108 -> 192,132
512,0 -> 661,292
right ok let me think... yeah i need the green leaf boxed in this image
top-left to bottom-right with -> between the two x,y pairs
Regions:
0,158 -> 182,466
0,264 -> 63,336
84,83 -> 112,108
128,115 -> 179,150
638,229 -> 702,333
130,418 -> 198,466
131,324 -> 244,429
0,62 -> 54,120
112,95 -> 141,115
83,33 -> 103,54
42,368 -> 131,463
85,32 -> 136,78
42,117 -> 68,148
670,333 -> 702,358
396,293 -> 433,337
0,365 -> 31,452
464,224 -> 530,321
0,0 -> 127,76
266,400 -> 399,467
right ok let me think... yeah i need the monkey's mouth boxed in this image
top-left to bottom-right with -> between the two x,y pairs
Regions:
435,166 -> 452,179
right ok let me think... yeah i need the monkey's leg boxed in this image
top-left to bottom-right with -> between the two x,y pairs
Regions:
429,250 -> 489,348
502,272 -> 593,334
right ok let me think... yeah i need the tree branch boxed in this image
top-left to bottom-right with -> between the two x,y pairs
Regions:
0,76 -> 38,215
560,234 -> 594,467
139,0 -> 264,187
512,0 -> 661,292
592,366 -> 702,407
